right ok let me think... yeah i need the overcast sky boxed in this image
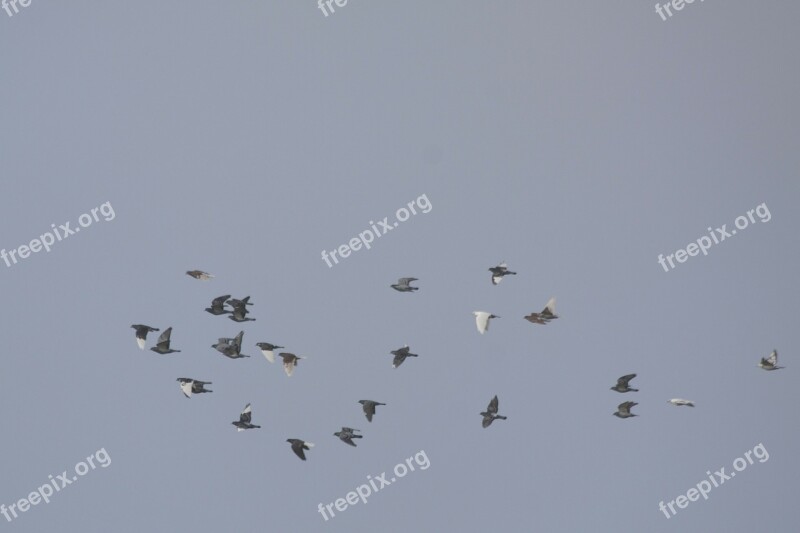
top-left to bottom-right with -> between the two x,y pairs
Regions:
1,2 -> 798,532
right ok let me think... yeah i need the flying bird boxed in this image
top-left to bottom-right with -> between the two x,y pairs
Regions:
668,398 -> 695,407
227,296 -> 255,322
524,297 -> 559,325
391,277 -> 419,292
204,295 -> 231,316
150,327 -> 181,354
473,311 -> 499,334
334,427 -> 363,447
610,374 -> 639,393
489,262 -> 517,285
759,349 -> 784,371
480,395 -> 507,428
287,438 -> 314,460
279,352 -> 305,376
390,345 -> 418,368
256,342 -> 284,363
176,378 -> 212,398
232,403 -> 261,431
130,324 -> 159,350
613,401 -> 638,419
359,400 -> 385,422
186,270 -> 214,280
212,331 -> 249,359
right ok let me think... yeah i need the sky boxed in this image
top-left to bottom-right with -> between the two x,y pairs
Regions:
1,1 -> 798,532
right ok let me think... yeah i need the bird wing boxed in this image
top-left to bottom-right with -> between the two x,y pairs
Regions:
618,374 -> 636,387
291,441 -> 307,460
156,327 -> 172,348
767,350 -> 778,366
179,381 -> 193,398
487,395 -> 499,414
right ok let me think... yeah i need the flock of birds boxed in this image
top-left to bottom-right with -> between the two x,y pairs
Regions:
131,265 -> 786,460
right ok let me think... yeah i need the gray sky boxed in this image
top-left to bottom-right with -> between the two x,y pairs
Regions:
1,2 -> 798,531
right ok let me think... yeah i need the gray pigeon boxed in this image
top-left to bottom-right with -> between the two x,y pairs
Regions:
359,400 -> 385,422
334,427 -> 363,447
131,324 -> 159,350
287,438 -> 314,460
613,401 -> 638,419
279,352 -> 305,376
391,345 -> 418,368
489,262 -> 516,285
176,378 -> 212,398
759,349 -> 784,370
256,342 -> 284,363
205,295 -> 231,316
212,331 -> 249,359
391,277 -> 419,292
480,395 -> 507,428
227,296 -> 255,322
610,374 -> 638,393
150,327 -> 181,354
186,270 -> 214,280
232,403 -> 261,431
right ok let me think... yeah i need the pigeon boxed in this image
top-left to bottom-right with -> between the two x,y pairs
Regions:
359,400 -> 385,422
256,342 -> 284,363
232,403 -> 261,431
149,327 -> 181,354
489,262 -> 517,285
334,427 -> 363,447
279,353 -> 305,377
287,438 -> 314,460
668,398 -> 695,407
227,296 -> 255,322
131,324 -> 159,350
759,349 -> 784,371
186,270 -> 214,280
176,378 -> 212,398
390,345 -> 418,368
212,331 -> 249,359
473,311 -> 499,334
524,297 -> 559,324
480,395 -> 507,428
613,401 -> 638,419
391,277 -> 419,292
205,295 -> 231,316
610,374 -> 638,393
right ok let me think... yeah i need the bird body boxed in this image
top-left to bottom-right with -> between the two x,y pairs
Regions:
232,403 -> 261,431
150,327 -> 181,354
480,395 -> 507,428
334,427 -> 363,447
668,398 -> 694,407
390,345 -> 418,368
610,374 -> 638,393
489,262 -> 517,285
287,439 -> 314,460
391,277 -> 419,292
473,311 -> 499,334
177,378 -> 212,398
524,297 -> 558,325
359,400 -> 385,422
759,349 -> 784,370
613,401 -> 638,419
131,324 -> 159,350
186,270 -> 214,280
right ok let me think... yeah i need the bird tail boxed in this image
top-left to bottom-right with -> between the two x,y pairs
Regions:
496,415 -> 507,420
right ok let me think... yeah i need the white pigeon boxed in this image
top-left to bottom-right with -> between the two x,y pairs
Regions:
759,349 -> 784,370
668,398 -> 695,407
473,311 -> 499,334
